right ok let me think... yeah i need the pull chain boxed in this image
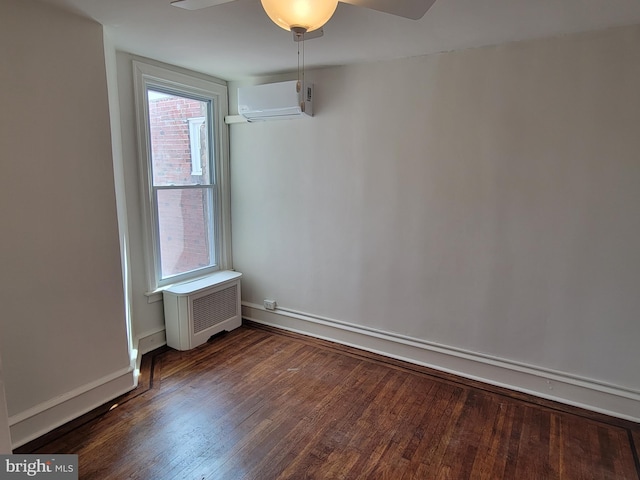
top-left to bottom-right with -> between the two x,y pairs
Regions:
296,36 -> 301,93
293,27 -> 306,112
301,33 -> 305,110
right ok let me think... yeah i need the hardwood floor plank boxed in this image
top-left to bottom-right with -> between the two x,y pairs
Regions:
468,397 -> 511,479
631,429 -> 640,479
403,384 -> 467,475
16,323 -> 640,480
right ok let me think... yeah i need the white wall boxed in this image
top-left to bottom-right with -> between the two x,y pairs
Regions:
113,53 -> 165,345
230,25 -> 640,418
0,0 -> 134,446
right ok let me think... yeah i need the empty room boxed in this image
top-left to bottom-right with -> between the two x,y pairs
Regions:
1,0 -> 639,478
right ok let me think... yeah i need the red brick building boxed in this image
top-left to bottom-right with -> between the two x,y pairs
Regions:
148,92 -> 212,279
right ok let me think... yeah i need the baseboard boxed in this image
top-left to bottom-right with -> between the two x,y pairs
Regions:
8,328 -> 167,450
9,366 -> 137,449
242,303 -> 640,423
136,329 -> 167,356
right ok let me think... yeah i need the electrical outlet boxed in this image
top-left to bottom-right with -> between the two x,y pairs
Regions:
264,299 -> 277,310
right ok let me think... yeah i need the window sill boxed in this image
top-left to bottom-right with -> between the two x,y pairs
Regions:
145,270 -> 238,304
144,290 -> 165,304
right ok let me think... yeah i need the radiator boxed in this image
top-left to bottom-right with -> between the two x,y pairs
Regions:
162,271 -> 242,351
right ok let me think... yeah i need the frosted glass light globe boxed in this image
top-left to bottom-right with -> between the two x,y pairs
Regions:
260,0 -> 339,33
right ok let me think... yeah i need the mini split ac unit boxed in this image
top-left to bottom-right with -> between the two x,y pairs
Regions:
163,270 -> 242,351
238,80 -> 313,121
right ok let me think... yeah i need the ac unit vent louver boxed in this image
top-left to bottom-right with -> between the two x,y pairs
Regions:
163,271 -> 242,351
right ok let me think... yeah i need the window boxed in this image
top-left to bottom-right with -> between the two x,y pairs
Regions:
134,62 -> 232,291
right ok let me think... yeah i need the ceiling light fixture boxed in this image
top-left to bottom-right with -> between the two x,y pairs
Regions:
259,0 -> 336,111
260,0 -> 339,34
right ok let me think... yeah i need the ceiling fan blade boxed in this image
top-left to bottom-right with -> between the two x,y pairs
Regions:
170,0 -> 236,11
339,0 -> 436,20
293,28 -> 324,42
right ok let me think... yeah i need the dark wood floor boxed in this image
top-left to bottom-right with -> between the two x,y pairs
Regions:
18,322 -> 640,479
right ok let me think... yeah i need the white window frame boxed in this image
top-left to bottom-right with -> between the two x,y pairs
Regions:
188,117 -> 206,176
133,61 -> 232,293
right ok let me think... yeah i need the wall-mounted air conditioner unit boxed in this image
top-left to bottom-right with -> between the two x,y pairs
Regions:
238,80 -> 313,122
163,271 -> 242,351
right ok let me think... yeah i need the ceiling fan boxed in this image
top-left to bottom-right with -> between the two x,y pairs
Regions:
170,0 -> 436,41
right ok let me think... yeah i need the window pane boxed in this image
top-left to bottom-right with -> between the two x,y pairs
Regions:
156,188 -> 215,279
147,89 -> 213,186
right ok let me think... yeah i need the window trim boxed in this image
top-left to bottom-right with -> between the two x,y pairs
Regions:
187,116 -> 206,176
133,61 -> 232,293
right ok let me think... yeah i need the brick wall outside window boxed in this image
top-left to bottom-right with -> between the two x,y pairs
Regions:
149,96 -> 212,278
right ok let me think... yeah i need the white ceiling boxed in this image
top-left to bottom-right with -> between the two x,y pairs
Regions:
40,0 -> 640,81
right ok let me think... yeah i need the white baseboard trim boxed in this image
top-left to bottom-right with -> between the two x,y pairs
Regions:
9,365 -> 137,449
9,328 -> 168,449
242,303 -> 640,423
136,329 -> 167,356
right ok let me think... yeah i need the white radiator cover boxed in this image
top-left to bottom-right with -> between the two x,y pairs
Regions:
162,271 -> 242,350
